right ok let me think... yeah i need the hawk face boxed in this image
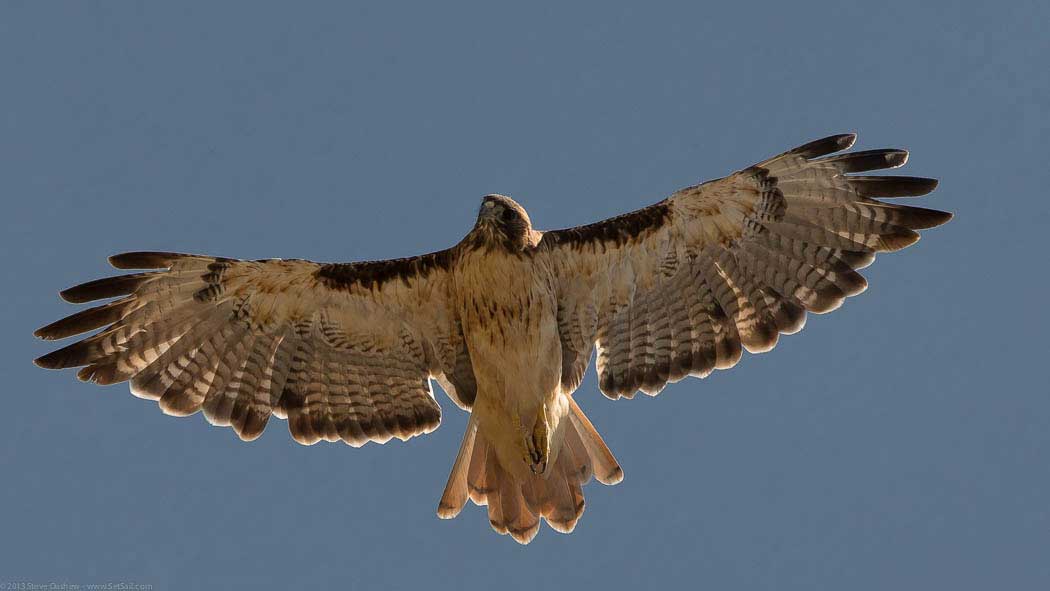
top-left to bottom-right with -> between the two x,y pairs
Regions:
475,194 -> 535,251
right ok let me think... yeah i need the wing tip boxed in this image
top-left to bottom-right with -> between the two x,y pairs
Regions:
33,352 -> 64,369
903,205 -> 952,229
837,132 -> 858,151
33,326 -> 56,341
59,274 -> 149,303
108,251 -> 184,269
58,288 -> 88,303
927,207 -> 952,227
913,177 -> 939,196
884,149 -> 909,168
791,133 -> 857,159
33,328 -> 62,341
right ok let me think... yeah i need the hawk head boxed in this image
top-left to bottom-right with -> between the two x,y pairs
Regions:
473,194 -> 537,251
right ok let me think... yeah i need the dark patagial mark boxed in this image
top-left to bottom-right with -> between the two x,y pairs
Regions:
541,201 -> 672,250
316,249 -> 455,291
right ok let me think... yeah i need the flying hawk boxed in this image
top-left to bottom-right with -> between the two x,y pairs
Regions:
35,134 -> 950,544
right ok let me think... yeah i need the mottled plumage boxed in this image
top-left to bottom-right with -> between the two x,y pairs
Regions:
35,134 -> 950,543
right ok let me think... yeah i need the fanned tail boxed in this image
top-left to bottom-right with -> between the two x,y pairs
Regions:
437,398 -> 622,544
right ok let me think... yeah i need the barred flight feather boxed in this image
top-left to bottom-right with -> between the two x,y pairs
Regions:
542,133 -> 950,400
37,252 -> 467,446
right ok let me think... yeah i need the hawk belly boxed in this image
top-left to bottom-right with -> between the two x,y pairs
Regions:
453,247 -> 566,480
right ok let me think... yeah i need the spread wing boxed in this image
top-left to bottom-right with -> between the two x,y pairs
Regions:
35,250 -> 477,445
542,134 -> 951,399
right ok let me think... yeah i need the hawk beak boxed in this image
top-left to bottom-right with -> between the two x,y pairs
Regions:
478,200 -> 498,223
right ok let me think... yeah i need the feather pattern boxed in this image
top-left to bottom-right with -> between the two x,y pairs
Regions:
542,133 -> 950,399
36,252 -> 470,445
35,133 -> 949,545
438,396 -> 619,544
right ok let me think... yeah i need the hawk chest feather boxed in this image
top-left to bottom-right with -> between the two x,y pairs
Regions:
452,247 -> 565,478
453,248 -> 561,403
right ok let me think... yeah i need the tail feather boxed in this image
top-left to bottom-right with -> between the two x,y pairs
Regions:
466,432 -> 491,505
495,460 -> 540,543
437,416 -> 477,519
560,419 -> 594,484
543,459 -> 586,534
566,397 -> 624,485
436,397 -> 623,544
520,476 -> 554,518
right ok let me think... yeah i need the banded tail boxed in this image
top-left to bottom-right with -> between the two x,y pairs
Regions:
437,397 -> 623,544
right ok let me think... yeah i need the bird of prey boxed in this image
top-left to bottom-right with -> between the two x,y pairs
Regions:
35,134 -> 950,544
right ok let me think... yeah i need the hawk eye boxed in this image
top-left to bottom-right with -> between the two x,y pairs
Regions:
500,208 -> 516,223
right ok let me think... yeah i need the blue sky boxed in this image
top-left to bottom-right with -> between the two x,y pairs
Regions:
3,2 -> 1048,589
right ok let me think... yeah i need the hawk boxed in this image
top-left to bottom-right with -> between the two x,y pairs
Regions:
35,134 -> 950,544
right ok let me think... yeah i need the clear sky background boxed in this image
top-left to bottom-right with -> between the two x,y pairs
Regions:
3,2 -> 1047,589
